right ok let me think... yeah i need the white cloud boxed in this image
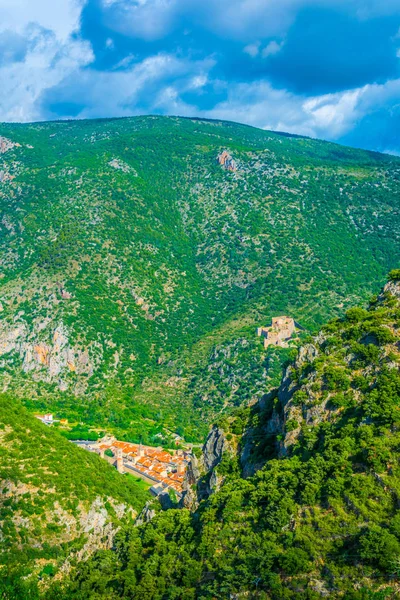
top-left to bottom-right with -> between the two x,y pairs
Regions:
42,53 -> 214,120
102,0 -> 180,41
199,77 -> 400,144
261,40 -> 284,58
0,0 -> 93,122
0,33 -> 93,122
244,42 -> 260,57
302,89 -> 363,138
0,0 -> 85,41
190,74 -> 208,89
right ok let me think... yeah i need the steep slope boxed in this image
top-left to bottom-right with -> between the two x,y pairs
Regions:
1,116 -> 400,440
0,397 -> 148,595
54,273 -> 400,599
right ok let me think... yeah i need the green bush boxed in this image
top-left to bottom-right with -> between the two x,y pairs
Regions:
285,419 -> 299,432
359,527 -> 400,572
388,269 -> 400,282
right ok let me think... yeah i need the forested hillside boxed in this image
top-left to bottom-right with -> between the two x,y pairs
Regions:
42,273 -> 400,599
0,397 -> 148,597
1,116 -> 400,441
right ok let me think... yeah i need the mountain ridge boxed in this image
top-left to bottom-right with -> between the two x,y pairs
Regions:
1,115 -> 399,444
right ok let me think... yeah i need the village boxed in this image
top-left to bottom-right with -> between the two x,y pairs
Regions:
34,412 -> 190,497
91,438 -> 190,496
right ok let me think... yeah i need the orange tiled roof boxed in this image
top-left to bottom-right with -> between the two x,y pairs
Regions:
136,457 -> 153,468
152,464 -> 167,474
168,473 -> 184,482
98,438 -> 188,492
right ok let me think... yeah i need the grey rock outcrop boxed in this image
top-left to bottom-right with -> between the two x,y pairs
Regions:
217,151 -> 237,172
381,280 -> 400,300
240,343 -> 320,468
180,453 -> 201,510
278,343 -> 318,408
277,343 -> 318,456
0,136 -> 20,154
135,501 -> 156,526
203,425 -> 228,472
180,426 -> 231,509
0,319 -> 100,392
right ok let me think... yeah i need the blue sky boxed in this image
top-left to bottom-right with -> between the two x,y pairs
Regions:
0,0 -> 400,153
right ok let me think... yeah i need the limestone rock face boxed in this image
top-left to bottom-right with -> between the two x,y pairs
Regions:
180,479 -> 198,510
202,425 -> 228,472
108,158 -> 137,175
240,342 -> 320,469
381,280 -> 400,300
180,453 -> 201,510
0,136 -> 20,154
0,325 -> 27,355
277,343 -> 318,456
180,427 -> 231,509
240,390 -> 282,477
278,343 -> 318,408
217,150 -> 237,171
0,169 -> 13,183
135,501 -> 156,526
185,453 -> 201,484
0,319 -> 99,391
1,482 -> 131,578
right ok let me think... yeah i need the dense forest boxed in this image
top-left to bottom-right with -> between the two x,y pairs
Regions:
1,116 -> 400,442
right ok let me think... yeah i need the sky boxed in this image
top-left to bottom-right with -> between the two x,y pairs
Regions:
0,0 -> 400,153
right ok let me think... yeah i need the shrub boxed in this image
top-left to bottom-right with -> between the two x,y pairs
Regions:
359,526 -> 400,572
278,548 -> 310,575
292,390 -> 308,406
346,307 -> 368,323
366,326 -> 395,346
389,269 -> 400,282
324,366 -> 350,391
285,419 -> 299,432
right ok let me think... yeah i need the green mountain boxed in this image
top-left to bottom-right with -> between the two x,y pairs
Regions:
45,272 -> 400,599
0,396 -> 148,597
1,116 -> 400,443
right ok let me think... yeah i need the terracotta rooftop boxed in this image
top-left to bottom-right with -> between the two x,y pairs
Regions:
94,438 -> 190,494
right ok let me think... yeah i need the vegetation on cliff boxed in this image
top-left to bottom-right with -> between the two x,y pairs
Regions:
46,277 -> 400,599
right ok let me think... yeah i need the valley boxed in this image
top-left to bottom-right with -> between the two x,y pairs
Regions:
1,116 -> 399,444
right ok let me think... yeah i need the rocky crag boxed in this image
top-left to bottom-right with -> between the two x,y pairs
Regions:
184,273 -> 400,505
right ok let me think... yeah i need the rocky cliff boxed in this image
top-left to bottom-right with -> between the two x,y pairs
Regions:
239,275 -> 400,476
181,425 -> 232,509
0,318 -> 100,394
216,150 -> 237,171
